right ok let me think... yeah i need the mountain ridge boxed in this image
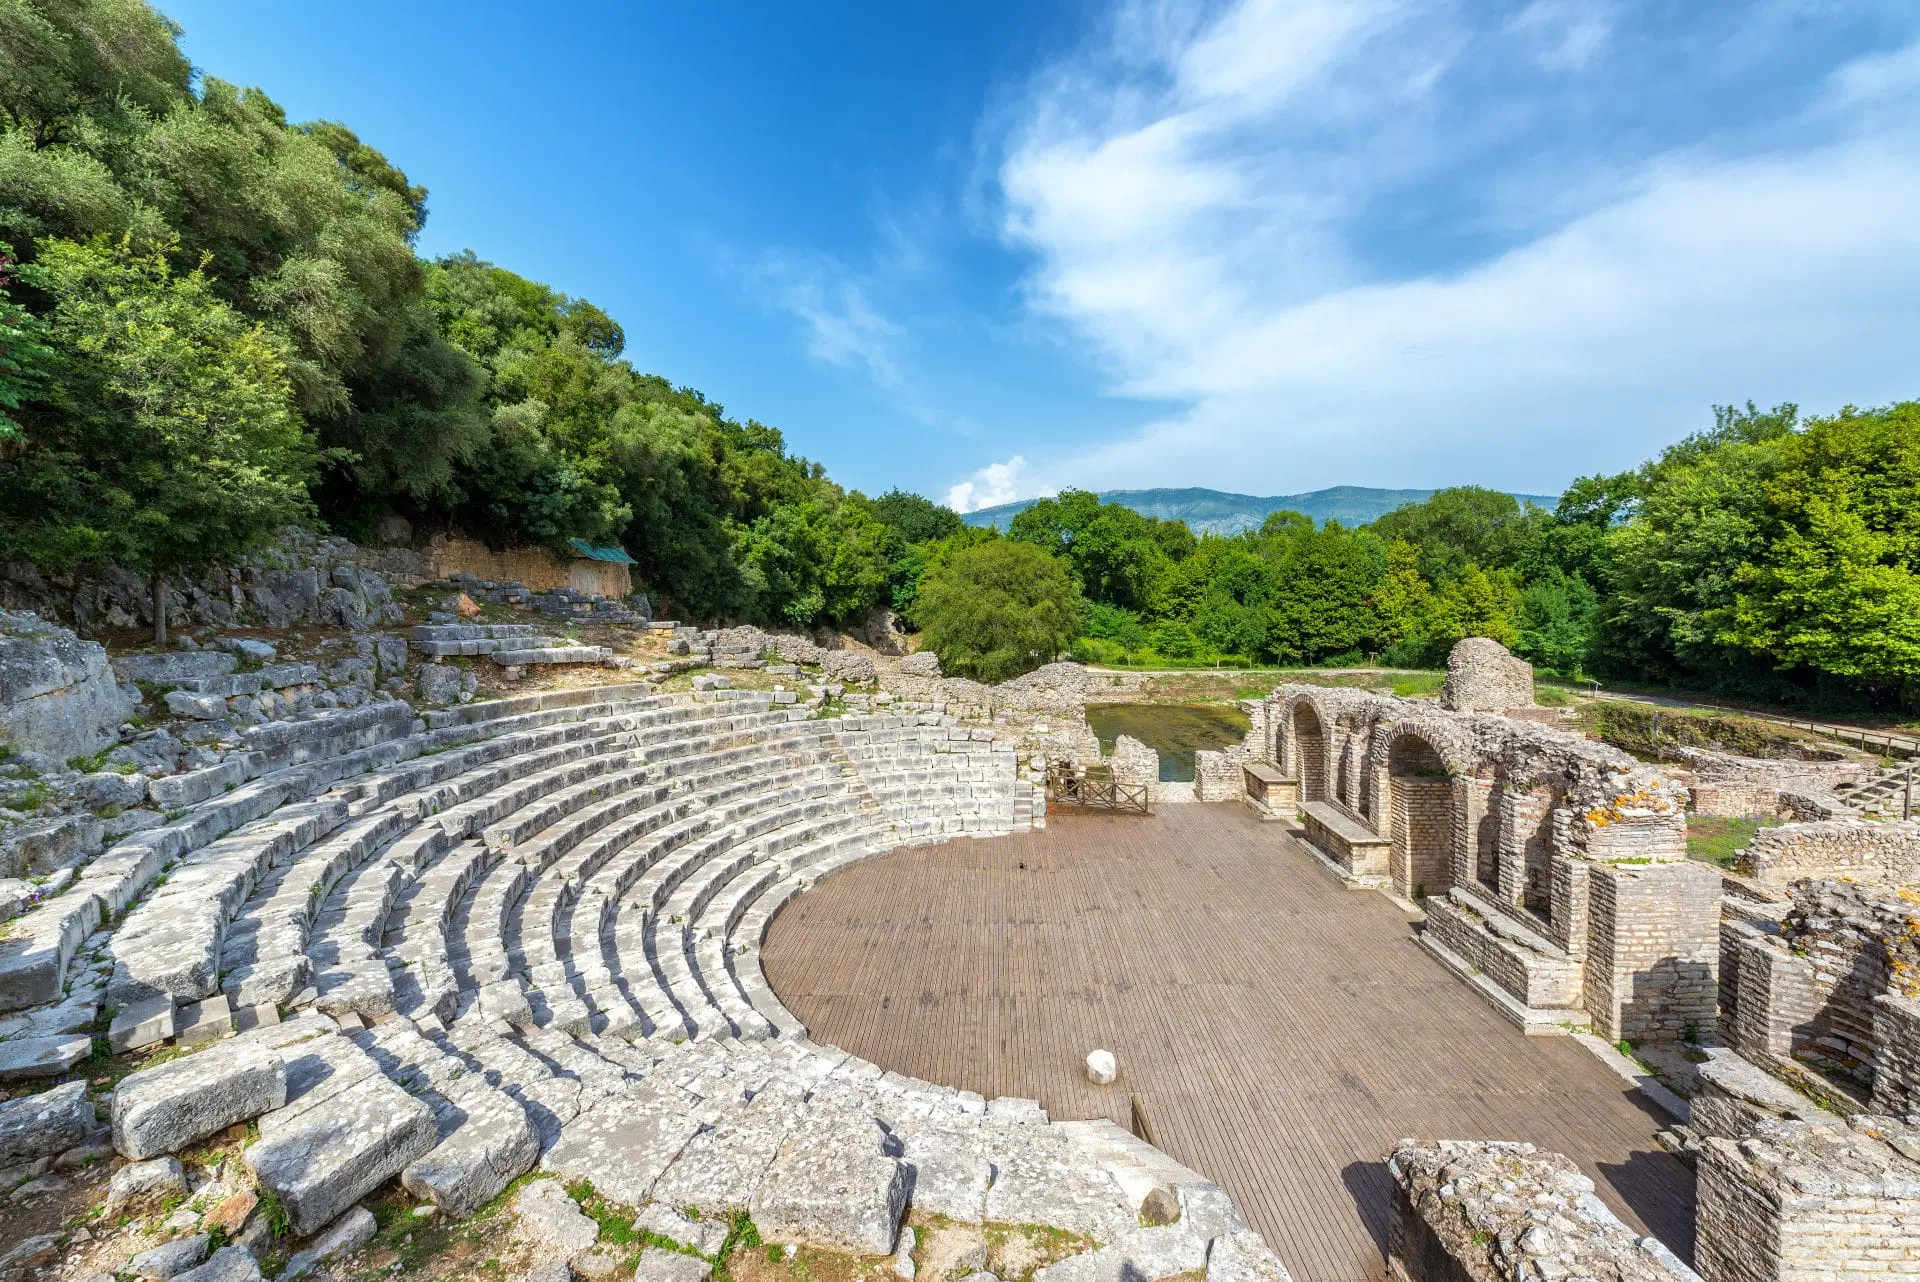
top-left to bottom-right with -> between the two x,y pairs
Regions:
960,485 -> 1560,534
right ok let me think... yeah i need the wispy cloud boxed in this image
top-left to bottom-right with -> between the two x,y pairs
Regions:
748,251 -> 904,389
993,1 -> 1920,494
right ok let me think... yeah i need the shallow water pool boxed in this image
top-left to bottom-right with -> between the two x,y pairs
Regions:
1084,702 -> 1253,782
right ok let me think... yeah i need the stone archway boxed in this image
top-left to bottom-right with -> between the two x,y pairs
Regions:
1291,701 -> 1327,802
1387,733 -> 1456,901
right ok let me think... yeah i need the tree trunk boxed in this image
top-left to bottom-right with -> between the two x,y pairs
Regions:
153,568 -> 167,648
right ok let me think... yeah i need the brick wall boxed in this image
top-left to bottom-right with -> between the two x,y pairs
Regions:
1728,926 -> 1822,1066
1698,1120 -> 1920,1282
1391,777 -> 1453,900
1873,993 -> 1920,1116
1583,861 -> 1721,1042
1739,818 -> 1920,886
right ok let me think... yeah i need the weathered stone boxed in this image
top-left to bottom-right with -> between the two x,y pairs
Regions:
114,652 -> 238,686
635,1203 -> 729,1257
172,1245 -> 262,1282
0,1031 -> 92,1080
110,993 -> 178,1053
245,1072 -> 437,1235
752,1105 -> 908,1257
202,1188 -> 258,1237
0,609 -> 137,759
1033,1228 -> 1210,1282
523,1264 -> 573,1282
1437,637 -> 1533,712
401,1080 -> 540,1215
0,1079 -> 95,1166
1138,1187 -> 1180,1227
165,690 -> 229,720
0,1234 -> 58,1272
822,651 -> 876,685
1084,1049 -> 1117,1086
514,1177 -> 600,1253
896,650 -> 942,678
78,770 -> 151,811
541,1093 -> 701,1206
985,1125 -> 1134,1244
128,1233 -> 211,1279
279,1205 -> 377,1281
632,1247 -> 713,1282
417,663 -> 465,706
114,1040 -> 287,1159
105,1155 -> 188,1216
1203,1230 -> 1291,1282
220,638 -> 277,663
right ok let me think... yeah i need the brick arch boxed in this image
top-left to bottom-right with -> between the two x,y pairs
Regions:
1375,726 -> 1465,901
1284,694 -> 1331,803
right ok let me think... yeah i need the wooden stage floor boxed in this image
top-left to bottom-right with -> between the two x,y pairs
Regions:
761,803 -> 1695,1282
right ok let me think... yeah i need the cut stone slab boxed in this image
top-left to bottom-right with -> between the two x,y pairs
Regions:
0,1031 -> 92,1080
401,1081 -> 540,1215
654,1084 -> 807,1216
178,993 -> 234,1046
280,1204 -> 377,1281
1031,1228 -> 1210,1282
540,1094 -> 701,1207
0,1079 -> 96,1167
128,1233 -> 211,1279
105,1155 -> 188,1216
514,1177 -> 599,1253
895,1120 -> 991,1222
110,993 -> 177,1053
172,1245 -> 263,1282
984,1126 -> 1135,1245
1204,1230 -> 1292,1282
633,1247 -> 714,1282
635,1203 -> 729,1257
750,1104 -> 908,1257
245,1071 -> 437,1236
114,1040 -> 287,1159
0,609 -> 137,759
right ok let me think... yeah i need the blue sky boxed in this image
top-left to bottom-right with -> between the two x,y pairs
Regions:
163,1 -> 1920,510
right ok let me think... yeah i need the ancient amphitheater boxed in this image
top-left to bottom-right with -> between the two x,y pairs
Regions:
3,626 -> 1919,1282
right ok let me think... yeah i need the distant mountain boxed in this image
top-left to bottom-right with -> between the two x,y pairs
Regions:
961,485 -> 1560,535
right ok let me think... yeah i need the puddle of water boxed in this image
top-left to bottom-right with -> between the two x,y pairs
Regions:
1085,703 -> 1253,782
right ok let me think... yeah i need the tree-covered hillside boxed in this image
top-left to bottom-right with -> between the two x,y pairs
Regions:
3,1 -> 1918,713
0,0 -> 898,629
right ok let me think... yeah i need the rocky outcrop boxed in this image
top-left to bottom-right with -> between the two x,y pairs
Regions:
0,609 -> 137,759
0,527 -> 404,634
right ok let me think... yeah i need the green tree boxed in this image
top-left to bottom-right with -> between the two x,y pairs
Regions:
915,539 -> 1078,682
868,488 -> 963,545
1,237 -> 315,642
1369,486 -> 1544,583
0,244 -> 51,442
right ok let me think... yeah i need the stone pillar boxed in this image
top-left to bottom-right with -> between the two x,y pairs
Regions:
1581,860 -> 1721,1043
1728,926 -> 1822,1067
1873,993 -> 1920,1117
1697,1117 -> 1920,1282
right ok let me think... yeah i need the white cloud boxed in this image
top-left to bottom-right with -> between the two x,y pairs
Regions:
944,455 -> 1032,513
995,4 -> 1920,495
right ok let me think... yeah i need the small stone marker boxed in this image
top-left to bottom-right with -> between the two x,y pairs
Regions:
1085,1049 -> 1117,1085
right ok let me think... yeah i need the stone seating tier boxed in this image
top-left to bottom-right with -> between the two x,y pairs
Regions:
8,682 -> 1294,1282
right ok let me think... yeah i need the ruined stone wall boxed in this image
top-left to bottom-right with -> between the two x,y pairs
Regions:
1739,817 -> 1920,887
423,535 -> 576,593
1583,861 -> 1722,1043
1696,1116 -> 1920,1282
1873,992 -> 1920,1117
1436,638 -> 1535,713
1386,1140 -> 1695,1282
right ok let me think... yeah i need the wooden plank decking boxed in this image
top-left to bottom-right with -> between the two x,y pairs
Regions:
762,803 -> 1695,1282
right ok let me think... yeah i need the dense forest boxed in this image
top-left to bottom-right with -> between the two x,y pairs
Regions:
2,1 -> 1917,711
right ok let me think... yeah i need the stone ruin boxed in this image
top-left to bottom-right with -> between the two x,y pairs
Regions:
0,672 -> 1285,1282
1257,681 -> 1712,1042
1388,1140 -> 1694,1282
1438,636 -> 1538,715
